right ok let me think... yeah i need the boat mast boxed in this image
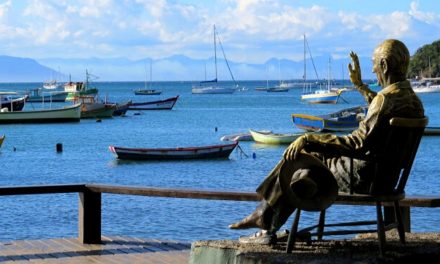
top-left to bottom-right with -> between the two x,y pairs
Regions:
214,24 -> 218,82
303,34 -> 307,92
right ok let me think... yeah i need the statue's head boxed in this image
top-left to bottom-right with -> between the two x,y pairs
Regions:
372,39 -> 409,86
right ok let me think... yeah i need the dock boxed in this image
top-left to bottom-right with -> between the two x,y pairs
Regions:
0,236 -> 190,263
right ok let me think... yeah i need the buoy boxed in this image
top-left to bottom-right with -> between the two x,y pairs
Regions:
215,127 -> 218,132
56,143 -> 63,153
252,153 -> 256,159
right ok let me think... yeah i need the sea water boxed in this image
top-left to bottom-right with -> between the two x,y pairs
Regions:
0,80 -> 439,242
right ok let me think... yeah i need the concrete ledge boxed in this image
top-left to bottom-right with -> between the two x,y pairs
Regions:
189,232 -> 440,264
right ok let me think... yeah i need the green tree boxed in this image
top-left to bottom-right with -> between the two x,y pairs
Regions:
408,40 -> 440,78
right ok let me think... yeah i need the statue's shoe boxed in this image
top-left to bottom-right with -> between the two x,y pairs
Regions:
238,230 -> 276,245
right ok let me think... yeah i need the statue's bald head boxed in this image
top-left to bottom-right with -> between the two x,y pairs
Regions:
373,39 -> 410,78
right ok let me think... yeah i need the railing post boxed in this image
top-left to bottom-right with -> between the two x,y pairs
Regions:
78,190 -> 102,244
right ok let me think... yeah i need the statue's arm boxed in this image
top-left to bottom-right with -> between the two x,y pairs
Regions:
348,51 -> 377,105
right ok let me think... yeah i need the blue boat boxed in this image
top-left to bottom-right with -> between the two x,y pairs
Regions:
292,106 -> 367,132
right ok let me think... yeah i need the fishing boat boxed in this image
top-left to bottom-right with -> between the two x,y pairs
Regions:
0,103 -> 81,124
0,134 -> 4,148
109,141 -> 238,160
192,25 -> 237,94
64,71 -> 99,101
72,95 -> 116,118
292,106 -> 367,132
128,96 -> 179,110
249,129 -> 301,145
299,35 -> 343,104
0,92 -> 27,111
26,89 -> 68,103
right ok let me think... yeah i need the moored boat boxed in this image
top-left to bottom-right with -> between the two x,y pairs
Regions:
128,96 -> 179,110
112,100 -> 132,116
134,89 -> 162,95
0,103 -> 81,124
220,130 -> 272,141
292,106 -> 367,132
73,95 -> 115,118
26,89 -> 68,103
0,92 -> 27,111
109,141 -> 238,160
249,129 -> 301,144
0,134 -> 4,148
64,70 -> 99,101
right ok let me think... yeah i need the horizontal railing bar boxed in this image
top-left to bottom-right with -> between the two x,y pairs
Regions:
0,183 -> 439,207
0,184 -> 86,195
85,184 -> 260,202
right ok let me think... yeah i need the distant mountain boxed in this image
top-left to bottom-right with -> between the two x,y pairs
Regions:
0,55 -> 64,83
0,54 -> 374,82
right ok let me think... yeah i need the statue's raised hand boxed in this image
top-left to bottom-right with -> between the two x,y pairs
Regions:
348,51 -> 363,87
283,135 -> 307,161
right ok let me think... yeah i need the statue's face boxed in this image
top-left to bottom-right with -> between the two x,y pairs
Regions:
372,50 -> 385,87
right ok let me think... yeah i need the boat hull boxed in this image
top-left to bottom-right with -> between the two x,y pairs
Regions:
128,96 -> 178,110
0,96 -> 27,111
109,142 -> 238,160
0,103 -> 81,124
249,129 -> 301,144
301,91 -> 340,104
66,88 -> 99,101
134,89 -> 162,95
192,87 -> 236,94
26,92 -> 68,103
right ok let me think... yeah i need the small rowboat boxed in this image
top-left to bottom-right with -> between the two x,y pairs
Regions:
128,96 -> 179,110
109,141 -> 238,160
292,106 -> 367,132
249,129 -> 301,145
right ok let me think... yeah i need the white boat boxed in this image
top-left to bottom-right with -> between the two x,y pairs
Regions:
0,103 -> 81,124
220,130 -> 272,141
413,78 -> 440,93
192,83 -> 236,94
299,35 -> 343,104
249,129 -> 302,145
192,25 -> 237,95
42,80 -> 60,89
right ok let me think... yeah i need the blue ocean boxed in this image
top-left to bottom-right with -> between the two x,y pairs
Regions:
0,80 -> 439,242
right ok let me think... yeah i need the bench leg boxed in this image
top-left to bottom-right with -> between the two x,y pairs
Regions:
384,205 -> 411,233
286,209 -> 301,253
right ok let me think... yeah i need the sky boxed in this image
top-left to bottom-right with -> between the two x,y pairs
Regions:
0,0 -> 440,79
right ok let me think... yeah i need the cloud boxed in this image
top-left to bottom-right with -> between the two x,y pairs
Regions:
0,0 -> 11,18
409,1 -> 440,26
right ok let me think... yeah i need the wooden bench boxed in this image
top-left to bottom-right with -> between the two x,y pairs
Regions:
1,183 -> 439,244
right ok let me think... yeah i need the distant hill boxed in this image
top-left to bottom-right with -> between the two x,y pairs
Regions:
0,54 -> 374,82
0,55 -> 64,83
408,39 -> 440,78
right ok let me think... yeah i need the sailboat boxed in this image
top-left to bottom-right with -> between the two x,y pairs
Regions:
134,60 -> 162,95
300,35 -> 342,104
192,25 -> 237,94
